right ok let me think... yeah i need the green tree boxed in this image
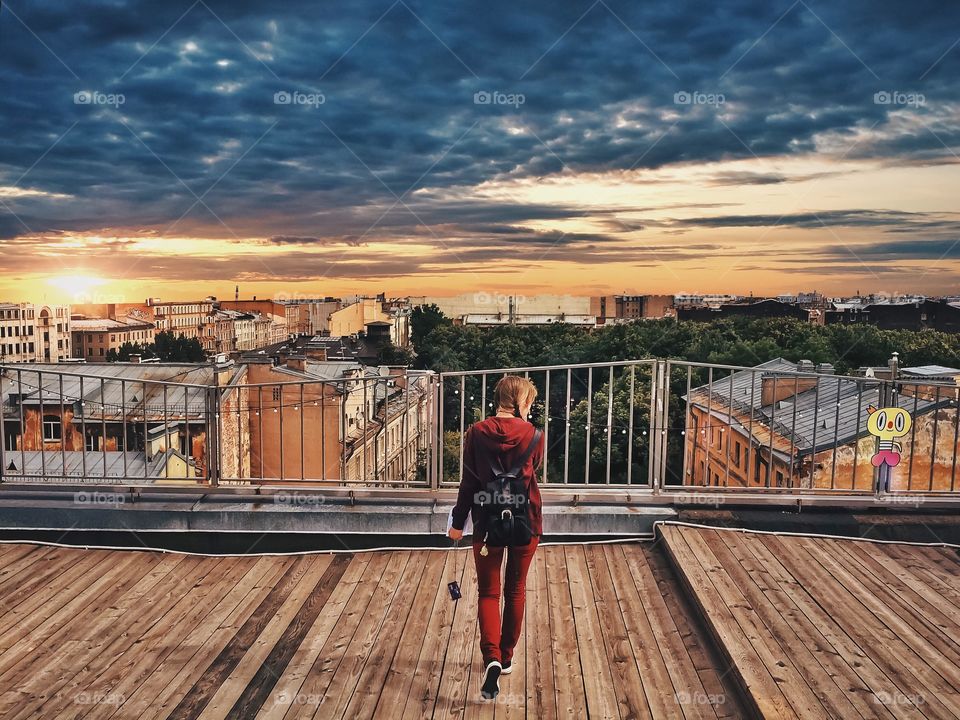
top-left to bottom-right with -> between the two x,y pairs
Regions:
377,342 -> 414,366
411,305 -> 450,352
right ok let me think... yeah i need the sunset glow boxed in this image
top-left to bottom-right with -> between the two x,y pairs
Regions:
2,1 -> 959,302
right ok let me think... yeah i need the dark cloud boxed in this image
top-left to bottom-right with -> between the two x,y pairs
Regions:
668,209 -> 960,231
1,0 -> 959,282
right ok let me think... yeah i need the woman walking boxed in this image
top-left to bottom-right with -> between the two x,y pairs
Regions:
448,375 -> 544,701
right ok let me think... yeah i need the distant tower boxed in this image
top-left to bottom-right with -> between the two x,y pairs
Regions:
235,285 -> 239,301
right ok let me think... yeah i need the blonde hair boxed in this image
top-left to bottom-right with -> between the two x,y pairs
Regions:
493,375 -> 538,416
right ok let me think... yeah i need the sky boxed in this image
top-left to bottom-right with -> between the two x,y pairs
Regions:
1,0 -> 959,305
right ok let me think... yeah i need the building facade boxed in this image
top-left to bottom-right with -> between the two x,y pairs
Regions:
71,317 -> 156,361
0,303 -> 72,363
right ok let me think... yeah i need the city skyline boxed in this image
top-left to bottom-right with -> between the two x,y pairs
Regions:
2,1 -> 960,304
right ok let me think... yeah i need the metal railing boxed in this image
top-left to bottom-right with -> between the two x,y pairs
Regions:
435,360 -> 656,487
1,358 -> 958,501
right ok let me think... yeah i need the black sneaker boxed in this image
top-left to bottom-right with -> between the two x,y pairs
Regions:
500,660 -> 512,675
480,661 -> 502,700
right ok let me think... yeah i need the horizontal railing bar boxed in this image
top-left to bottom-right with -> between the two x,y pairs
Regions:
0,366 -> 215,389
437,359 -> 656,377
665,360 -> 883,384
2,485 -> 959,509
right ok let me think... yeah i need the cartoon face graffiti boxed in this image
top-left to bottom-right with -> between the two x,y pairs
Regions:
866,405 -> 912,468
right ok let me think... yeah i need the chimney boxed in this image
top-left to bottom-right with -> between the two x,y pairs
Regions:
304,346 -> 327,361
285,356 -> 306,372
761,373 -> 818,406
815,363 -> 834,375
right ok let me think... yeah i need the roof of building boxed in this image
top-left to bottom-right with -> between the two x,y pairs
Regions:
686,358 -> 950,455
0,363 -> 241,420
901,364 -> 960,377
1,449 -> 188,479
461,313 -> 597,325
71,316 -> 155,331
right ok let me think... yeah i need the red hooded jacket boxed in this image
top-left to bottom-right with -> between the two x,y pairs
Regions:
451,416 -> 544,537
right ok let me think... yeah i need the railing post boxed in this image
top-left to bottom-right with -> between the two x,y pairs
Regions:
0,367 -> 6,484
658,360 -> 672,490
428,373 -> 440,491
650,360 -> 666,494
206,373 -> 221,487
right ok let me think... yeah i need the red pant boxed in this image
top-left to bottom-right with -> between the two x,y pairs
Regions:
472,538 -> 539,665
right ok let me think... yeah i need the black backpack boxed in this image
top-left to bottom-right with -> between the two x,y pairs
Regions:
477,429 -> 542,548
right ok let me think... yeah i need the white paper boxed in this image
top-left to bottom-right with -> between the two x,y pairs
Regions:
446,507 -> 472,534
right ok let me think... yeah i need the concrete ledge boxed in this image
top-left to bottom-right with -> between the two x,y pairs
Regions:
0,495 -> 675,536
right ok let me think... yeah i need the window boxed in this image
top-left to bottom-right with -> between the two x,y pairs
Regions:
42,415 -> 61,442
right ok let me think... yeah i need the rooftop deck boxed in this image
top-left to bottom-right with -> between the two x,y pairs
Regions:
659,524 -> 960,719
0,527 -> 957,718
0,540 -> 742,719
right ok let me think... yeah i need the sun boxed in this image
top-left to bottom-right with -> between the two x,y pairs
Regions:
43,274 -> 111,304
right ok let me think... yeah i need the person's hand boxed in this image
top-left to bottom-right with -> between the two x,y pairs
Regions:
448,527 -> 463,541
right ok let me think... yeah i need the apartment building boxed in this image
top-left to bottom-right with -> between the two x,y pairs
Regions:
683,358 -> 960,491
219,299 -> 294,338
71,316 -> 156,361
591,294 -> 675,323
0,303 -> 72,363
242,359 -> 430,483
147,298 -> 214,340
71,300 -> 211,342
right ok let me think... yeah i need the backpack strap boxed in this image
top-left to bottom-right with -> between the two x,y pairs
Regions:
507,428 -> 542,477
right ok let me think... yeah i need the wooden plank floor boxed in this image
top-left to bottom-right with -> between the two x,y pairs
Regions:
0,541 -> 744,719
659,523 -> 960,720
